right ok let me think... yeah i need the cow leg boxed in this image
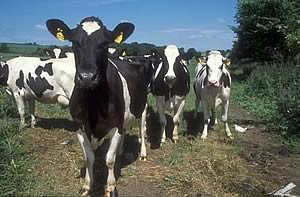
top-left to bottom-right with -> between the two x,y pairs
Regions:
201,100 -> 209,140
214,98 -> 222,125
117,129 -> 125,157
14,93 -> 26,129
77,129 -> 95,196
193,97 -> 200,119
105,128 -> 122,197
140,103 -> 147,161
172,98 -> 185,143
57,95 -> 69,107
222,100 -> 233,139
28,99 -> 36,128
156,96 -> 166,144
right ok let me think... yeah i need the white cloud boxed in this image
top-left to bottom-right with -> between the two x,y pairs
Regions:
217,17 -> 225,23
159,28 -> 196,33
34,24 -> 47,31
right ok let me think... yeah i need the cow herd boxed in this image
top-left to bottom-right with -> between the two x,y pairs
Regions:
0,16 -> 233,197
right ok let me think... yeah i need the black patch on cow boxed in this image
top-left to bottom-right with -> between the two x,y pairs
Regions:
58,52 -> 67,58
35,63 -> 53,76
26,72 -> 54,98
0,63 -> 9,86
221,72 -> 231,88
16,70 -> 25,89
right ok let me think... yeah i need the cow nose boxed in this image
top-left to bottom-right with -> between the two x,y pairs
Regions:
164,75 -> 176,83
77,72 -> 99,87
208,80 -> 219,86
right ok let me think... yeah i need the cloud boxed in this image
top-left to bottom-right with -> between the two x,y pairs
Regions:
34,24 -> 47,31
159,28 -> 196,33
217,17 -> 225,23
188,34 -> 203,39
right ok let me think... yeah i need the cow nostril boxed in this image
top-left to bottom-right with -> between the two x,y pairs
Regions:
91,73 -> 98,81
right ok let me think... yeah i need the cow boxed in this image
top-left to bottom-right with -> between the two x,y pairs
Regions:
149,45 -> 192,145
193,50 -> 233,140
46,16 -> 149,196
43,46 -> 72,59
0,56 -> 75,129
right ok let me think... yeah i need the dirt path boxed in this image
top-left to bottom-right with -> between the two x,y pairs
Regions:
17,103 -> 300,196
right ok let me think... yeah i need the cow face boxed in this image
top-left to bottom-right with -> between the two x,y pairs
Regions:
0,62 -> 9,86
46,17 -> 134,89
206,51 -> 230,87
154,45 -> 192,89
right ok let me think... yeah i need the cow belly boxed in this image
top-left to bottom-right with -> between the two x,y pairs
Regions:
165,95 -> 185,112
32,89 -> 67,104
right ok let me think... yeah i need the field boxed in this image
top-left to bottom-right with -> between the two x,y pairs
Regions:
1,44 -> 300,196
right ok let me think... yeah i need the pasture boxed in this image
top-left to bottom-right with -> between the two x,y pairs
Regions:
1,44 -> 300,196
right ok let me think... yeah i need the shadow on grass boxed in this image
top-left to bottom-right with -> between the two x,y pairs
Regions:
183,111 -> 204,138
146,106 -> 175,149
36,117 -> 78,132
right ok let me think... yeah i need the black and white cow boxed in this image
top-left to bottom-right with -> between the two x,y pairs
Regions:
193,50 -> 232,139
0,56 -> 75,128
150,45 -> 192,145
46,16 -> 148,196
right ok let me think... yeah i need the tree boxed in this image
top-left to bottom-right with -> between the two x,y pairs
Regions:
231,0 -> 300,63
0,43 -> 9,53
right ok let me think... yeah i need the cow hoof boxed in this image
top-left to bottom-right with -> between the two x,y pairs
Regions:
200,136 -> 207,140
228,135 -> 234,140
79,188 -> 90,197
139,156 -> 147,161
172,139 -> 178,144
105,189 -> 118,197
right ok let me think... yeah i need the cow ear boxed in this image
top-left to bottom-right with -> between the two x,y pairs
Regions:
198,57 -> 206,65
112,22 -> 135,44
46,19 -> 72,41
223,58 -> 231,66
43,48 -> 50,56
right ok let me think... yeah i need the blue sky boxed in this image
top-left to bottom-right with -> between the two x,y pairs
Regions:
0,0 -> 237,51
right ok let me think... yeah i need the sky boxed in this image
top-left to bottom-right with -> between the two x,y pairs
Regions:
0,0 -> 237,51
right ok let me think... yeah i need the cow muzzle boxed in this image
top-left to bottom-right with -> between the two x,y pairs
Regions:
208,80 -> 220,87
76,72 -> 99,88
164,75 -> 176,88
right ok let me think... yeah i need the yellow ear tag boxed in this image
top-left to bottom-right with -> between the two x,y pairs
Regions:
114,32 -> 124,44
224,60 -> 231,66
122,50 -> 127,57
56,28 -> 65,41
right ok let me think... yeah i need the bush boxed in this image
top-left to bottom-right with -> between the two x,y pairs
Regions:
0,88 -> 18,118
232,62 -> 300,136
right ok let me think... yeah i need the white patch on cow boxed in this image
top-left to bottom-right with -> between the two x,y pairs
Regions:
53,48 -> 62,59
154,62 -> 163,79
108,59 -> 135,128
164,45 -> 179,78
108,48 -> 117,54
81,21 -> 101,36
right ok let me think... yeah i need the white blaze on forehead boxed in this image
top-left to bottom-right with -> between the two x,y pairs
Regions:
207,51 -> 223,68
81,21 -> 101,35
164,45 -> 179,77
108,48 -> 117,54
53,48 -> 62,59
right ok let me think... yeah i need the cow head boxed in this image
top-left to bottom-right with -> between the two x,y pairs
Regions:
205,51 -> 230,87
44,47 -> 67,59
0,62 -> 9,86
46,16 -> 134,89
153,45 -> 192,88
